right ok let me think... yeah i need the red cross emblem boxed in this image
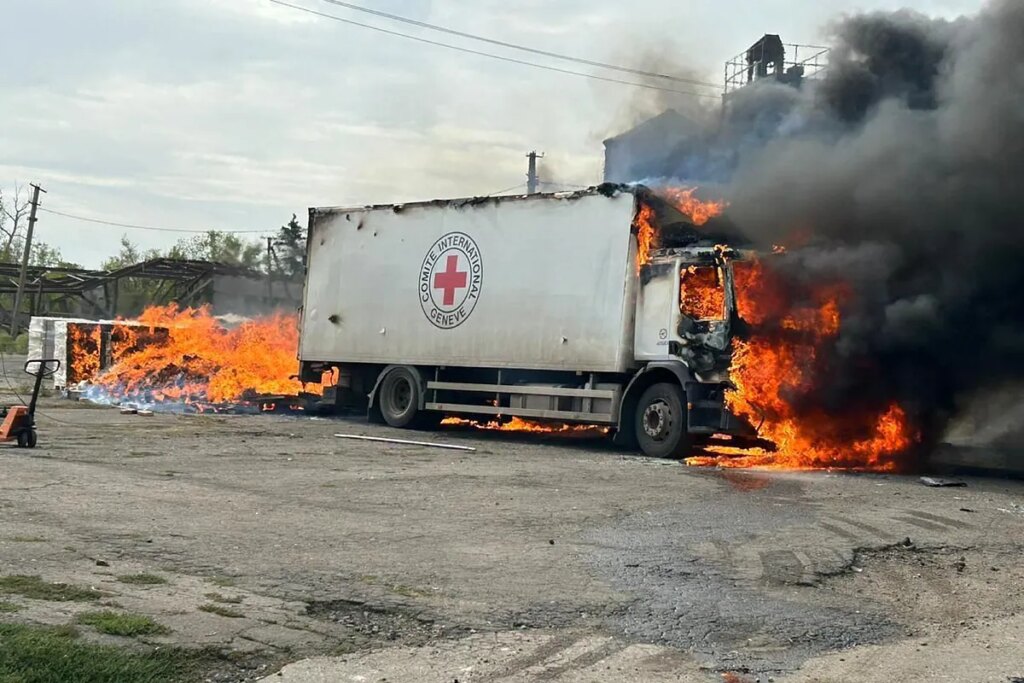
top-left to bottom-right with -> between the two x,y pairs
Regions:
419,232 -> 483,330
433,254 -> 468,307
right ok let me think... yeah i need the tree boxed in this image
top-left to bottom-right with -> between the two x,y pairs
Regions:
0,184 -> 31,262
274,214 -> 305,278
99,236 -> 163,317
168,230 -> 262,269
26,239 -> 67,267
102,235 -> 160,271
0,183 -> 77,268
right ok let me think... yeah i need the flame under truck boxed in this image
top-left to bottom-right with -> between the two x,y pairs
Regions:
298,184 -> 757,457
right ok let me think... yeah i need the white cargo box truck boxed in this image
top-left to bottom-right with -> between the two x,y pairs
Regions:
298,185 -> 754,457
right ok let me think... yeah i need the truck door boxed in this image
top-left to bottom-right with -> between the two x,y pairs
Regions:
676,255 -> 734,375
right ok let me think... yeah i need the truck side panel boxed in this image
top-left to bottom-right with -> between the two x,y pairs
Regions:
300,192 -> 638,373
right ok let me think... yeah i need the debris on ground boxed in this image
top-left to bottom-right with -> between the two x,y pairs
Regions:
920,476 -> 967,488
335,433 -> 476,452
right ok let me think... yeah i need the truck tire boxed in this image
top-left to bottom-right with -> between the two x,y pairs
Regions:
635,382 -> 690,459
377,367 -> 422,428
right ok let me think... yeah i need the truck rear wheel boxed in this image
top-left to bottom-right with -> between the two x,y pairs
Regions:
378,367 -> 422,428
635,383 -> 690,459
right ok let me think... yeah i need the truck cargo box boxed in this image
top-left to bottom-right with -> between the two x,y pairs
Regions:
300,189 -> 639,374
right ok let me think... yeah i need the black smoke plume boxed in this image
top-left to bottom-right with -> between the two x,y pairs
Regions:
627,1 -> 1024,454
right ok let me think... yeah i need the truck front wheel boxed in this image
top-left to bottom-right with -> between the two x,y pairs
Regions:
378,367 -> 421,428
635,383 -> 690,459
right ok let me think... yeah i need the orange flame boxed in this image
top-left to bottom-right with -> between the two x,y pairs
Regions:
680,265 -> 726,320
659,187 -> 726,226
634,203 -> 657,272
442,416 -> 609,436
689,257 -> 915,471
91,305 -> 321,406
634,188 -> 725,273
68,324 -> 102,384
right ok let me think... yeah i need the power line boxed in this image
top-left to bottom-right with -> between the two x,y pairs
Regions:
314,0 -> 723,90
485,183 -> 527,197
538,180 -> 591,189
38,207 -> 269,235
266,0 -> 723,100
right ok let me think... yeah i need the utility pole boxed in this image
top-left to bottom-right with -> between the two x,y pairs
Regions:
10,184 -> 45,336
526,151 -> 544,194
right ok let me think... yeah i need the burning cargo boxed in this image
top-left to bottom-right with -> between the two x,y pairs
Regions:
28,316 -> 167,392
33,307 -> 328,413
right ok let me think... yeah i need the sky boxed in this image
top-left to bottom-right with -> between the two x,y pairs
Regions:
1,0 -> 983,268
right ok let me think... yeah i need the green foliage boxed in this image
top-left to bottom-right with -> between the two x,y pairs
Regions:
104,229 -> 266,317
101,236 -> 160,271
274,214 -> 306,278
0,575 -> 103,602
167,231 -> 262,269
75,611 -> 170,637
0,240 -> 66,267
0,332 -> 28,354
198,603 -> 244,619
100,237 -> 164,317
0,601 -> 20,613
205,576 -> 236,588
116,573 -> 168,586
0,622 -> 209,682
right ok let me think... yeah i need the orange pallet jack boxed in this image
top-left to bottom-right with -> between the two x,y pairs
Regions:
0,359 -> 60,449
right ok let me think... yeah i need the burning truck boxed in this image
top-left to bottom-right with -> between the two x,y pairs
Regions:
297,184 -> 910,463
47,183 -> 912,469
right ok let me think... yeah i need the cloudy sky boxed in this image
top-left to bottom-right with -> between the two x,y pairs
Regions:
2,0 -> 982,267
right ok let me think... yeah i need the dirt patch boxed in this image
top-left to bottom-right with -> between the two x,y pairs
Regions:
305,599 -> 471,652
815,540 -> 1024,632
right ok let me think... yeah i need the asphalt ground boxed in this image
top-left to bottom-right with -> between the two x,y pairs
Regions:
0,372 -> 1020,681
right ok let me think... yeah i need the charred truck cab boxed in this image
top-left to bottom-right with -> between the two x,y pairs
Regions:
298,184 -> 758,458
629,245 -> 756,456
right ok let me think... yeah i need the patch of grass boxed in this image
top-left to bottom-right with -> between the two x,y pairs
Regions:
9,536 -> 48,543
0,575 -> 102,602
0,600 -> 21,612
0,622 -> 215,682
116,573 -> 168,586
198,603 -> 244,619
206,575 -> 236,588
76,610 -> 171,637
203,592 -> 242,604
0,331 -> 28,354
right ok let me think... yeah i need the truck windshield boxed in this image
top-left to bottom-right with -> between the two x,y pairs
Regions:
680,265 -> 726,321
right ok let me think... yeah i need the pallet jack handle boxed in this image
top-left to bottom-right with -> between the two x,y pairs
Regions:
23,359 -> 60,422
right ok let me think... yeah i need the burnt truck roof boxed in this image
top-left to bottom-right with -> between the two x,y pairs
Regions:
308,183 -> 640,216
309,183 -> 752,247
